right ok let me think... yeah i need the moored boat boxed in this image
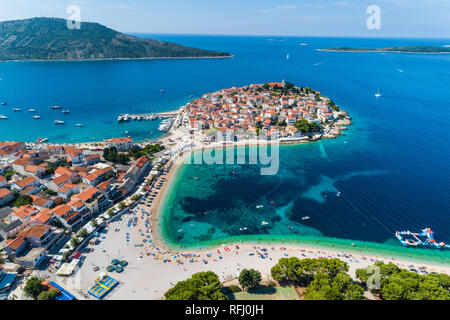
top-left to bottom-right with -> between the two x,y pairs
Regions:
54,120 -> 65,124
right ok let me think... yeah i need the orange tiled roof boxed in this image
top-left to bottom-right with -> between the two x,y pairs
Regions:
15,176 -> 36,189
0,188 -> 11,198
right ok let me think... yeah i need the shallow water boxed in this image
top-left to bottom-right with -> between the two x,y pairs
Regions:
1,35 -> 449,263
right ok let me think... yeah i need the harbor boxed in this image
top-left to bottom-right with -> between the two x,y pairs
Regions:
117,111 -> 180,132
117,112 -> 179,123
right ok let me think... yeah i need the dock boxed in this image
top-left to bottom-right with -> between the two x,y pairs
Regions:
117,111 -> 179,122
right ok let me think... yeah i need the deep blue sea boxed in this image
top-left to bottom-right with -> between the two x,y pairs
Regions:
1,35 -> 449,262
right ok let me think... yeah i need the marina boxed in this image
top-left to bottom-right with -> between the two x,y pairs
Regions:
117,112 -> 178,122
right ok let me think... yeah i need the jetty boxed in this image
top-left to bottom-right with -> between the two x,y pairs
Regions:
117,111 -> 179,122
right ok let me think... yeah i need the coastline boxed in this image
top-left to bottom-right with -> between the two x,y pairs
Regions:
0,55 -> 234,63
317,49 -> 450,54
151,144 -> 450,268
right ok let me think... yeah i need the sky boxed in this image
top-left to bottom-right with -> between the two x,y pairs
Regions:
0,0 -> 449,38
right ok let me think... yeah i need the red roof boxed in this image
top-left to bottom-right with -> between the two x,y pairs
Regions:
109,137 -> 132,143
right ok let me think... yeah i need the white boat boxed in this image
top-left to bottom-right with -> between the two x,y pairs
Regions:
261,221 -> 269,226
28,109 -> 36,112
299,43 -> 308,46
375,89 -> 381,98
54,120 -> 65,124
302,216 -> 310,221
12,108 -> 21,111
36,138 -> 48,143
256,205 -> 264,209
160,89 -> 165,93
0,102 -> 6,106
62,110 -> 70,114
286,53 -> 290,60
50,105 -> 62,109
0,115 -> 7,119
76,123 -> 83,127
337,192 -> 342,197
33,115 -> 41,119
157,117 -> 175,132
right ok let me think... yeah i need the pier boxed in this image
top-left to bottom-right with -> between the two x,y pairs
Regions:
117,111 -> 179,122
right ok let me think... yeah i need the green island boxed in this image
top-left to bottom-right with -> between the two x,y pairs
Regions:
318,46 -> 450,54
0,17 -> 232,61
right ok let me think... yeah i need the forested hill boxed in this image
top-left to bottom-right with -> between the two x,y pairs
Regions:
0,17 -> 232,61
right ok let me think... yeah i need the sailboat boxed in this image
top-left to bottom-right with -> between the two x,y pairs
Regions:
374,89 -> 381,98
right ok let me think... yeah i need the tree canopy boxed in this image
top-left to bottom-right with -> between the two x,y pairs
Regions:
305,272 -> 365,300
271,257 -> 349,286
23,276 -> 44,299
164,271 -> 228,300
128,144 -> 165,160
238,269 -> 262,291
103,147 -> 129,164
294,119 -> 321,133
356,262 -> 450,300
270,257 -> 364,300
14,195 -> 33,208
37,288 -> 59,300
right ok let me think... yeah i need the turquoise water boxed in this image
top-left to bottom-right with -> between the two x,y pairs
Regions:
1,35 -> 449,263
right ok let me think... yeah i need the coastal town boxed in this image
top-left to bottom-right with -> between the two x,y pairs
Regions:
0,83 -> 448,301
0,137 -> 171,299
175,81 -> 352,143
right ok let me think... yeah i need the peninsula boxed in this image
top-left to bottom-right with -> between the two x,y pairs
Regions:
318,46 -> 450,54
170,81 -> 352,143
0,17 -> 232,61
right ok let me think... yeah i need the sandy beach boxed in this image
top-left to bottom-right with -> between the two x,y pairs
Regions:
61,145 -> 450,300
